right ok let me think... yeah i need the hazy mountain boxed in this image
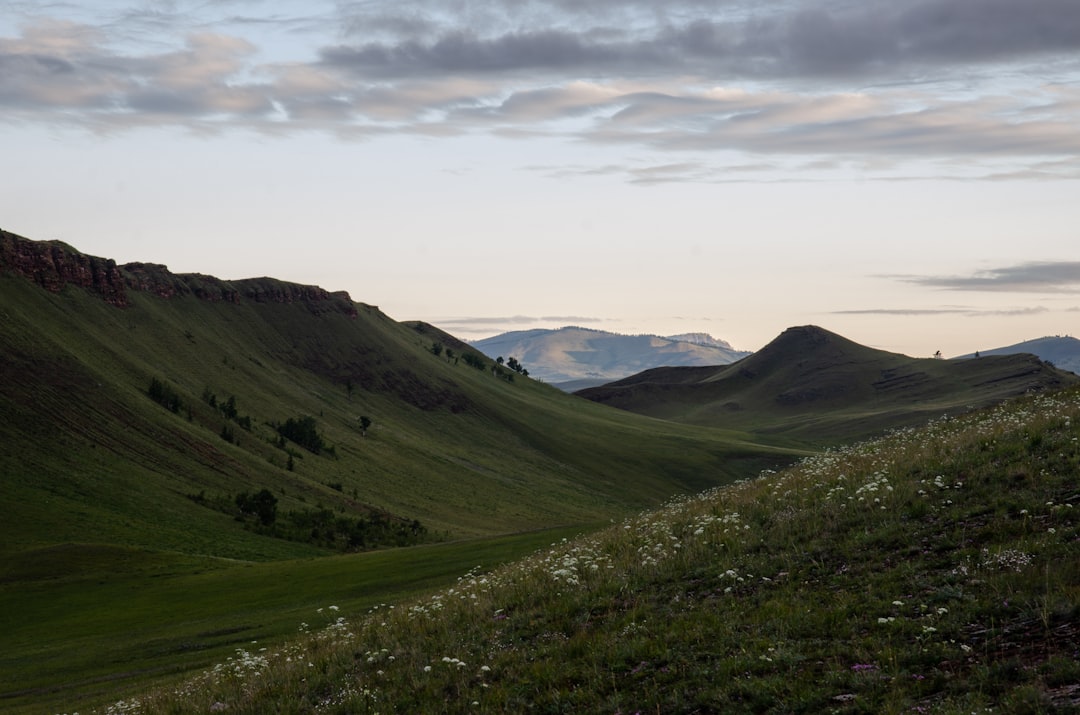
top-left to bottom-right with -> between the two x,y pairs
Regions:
472,326 -> 750,388
577,325 -> 1079,444
956,336 -> 1080,375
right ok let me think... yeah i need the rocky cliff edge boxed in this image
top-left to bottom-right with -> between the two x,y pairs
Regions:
0,229 -> 357,317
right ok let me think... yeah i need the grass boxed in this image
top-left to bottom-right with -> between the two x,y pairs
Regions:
6,245 -> 1077,713
0,525 -> 596,713
0,272 -> 800,559
75,385 -> 1080,714
579,325 -> 1079,446
1,255 -> 805,711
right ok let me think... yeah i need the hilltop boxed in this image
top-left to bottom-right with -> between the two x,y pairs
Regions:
577,325 -> 1079,445
472,326 -> 750,389
957,336 -> 1080,375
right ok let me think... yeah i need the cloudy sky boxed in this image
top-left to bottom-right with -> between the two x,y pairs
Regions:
3,0 -> 1079,357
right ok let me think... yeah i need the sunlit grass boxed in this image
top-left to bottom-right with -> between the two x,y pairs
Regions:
79,386 -> 1080,714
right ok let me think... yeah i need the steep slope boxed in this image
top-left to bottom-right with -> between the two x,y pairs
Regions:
957,335 -> 1080,375
577,325 -> 1079,444
472,325 -> 750,387
0,230 -> 796,561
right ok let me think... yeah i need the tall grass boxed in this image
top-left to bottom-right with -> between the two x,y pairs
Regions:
77,387 -> 1080,713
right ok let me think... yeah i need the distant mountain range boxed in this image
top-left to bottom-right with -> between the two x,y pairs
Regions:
577,325 -> 1079,444
472,326 -> 750,389
956,336 -> 1080,375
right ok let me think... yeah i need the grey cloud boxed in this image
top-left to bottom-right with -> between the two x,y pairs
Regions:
5,0 -> 1080,179
834,308 -> 973,316
438,315 -> 608,326
319,0 -> 1080,80
431,315 -> 611,337
834,307 -> 1050,317
902,262 -> 1080,292
0,21 -> 275,121
320,28 -> 660,78
0,52 -> 75,74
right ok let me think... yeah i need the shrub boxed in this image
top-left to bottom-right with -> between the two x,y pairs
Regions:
147,377 -> 182,413
276,415 -> 325,454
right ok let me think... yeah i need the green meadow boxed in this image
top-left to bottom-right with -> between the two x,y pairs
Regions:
0,526 -> 592,712
78,386 -> 1080,714
0,264 -> 798,712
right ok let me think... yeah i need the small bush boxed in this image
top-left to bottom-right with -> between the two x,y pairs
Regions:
147,377 -> 182,413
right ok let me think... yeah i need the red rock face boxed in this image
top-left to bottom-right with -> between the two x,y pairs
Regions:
0,229 -> 357,317
0,230 -> 128,306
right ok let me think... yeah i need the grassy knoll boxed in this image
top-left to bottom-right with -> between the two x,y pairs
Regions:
98,385 -> 1080,714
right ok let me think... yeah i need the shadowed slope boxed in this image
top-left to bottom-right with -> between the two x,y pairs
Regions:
1,231 -> 798,561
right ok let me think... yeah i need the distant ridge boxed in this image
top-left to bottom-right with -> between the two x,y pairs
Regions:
472,326 -> 749,387
577,325 -> 1079,444
957,335 -> 1080,375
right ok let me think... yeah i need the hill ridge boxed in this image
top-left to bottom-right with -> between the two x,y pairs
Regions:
578,324 -> 1079,443
957,335 -> 1080,375
0,228 -> 357,316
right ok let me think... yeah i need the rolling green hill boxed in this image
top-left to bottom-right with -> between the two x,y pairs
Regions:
577,325 -> 1079,445
1,231 -> 795,559
93,384 -> 1080,714
0,230 -> 799,710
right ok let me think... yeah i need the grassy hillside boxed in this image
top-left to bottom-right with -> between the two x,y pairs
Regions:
6,236 -> 1075,713
0,268 -> 795,560
578,325 -> 1079,446
93,385 -> 1080,714
1,236 -> 802,710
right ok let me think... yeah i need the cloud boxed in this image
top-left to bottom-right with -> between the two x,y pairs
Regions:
3,1 -> 1080,180
437,315 -> 609,327
319,28 -> 662,78
0,21 -> 274,122
429,315 -> 612,337
899,262 -> 1080,292
317,0 -> 1080,80
833,306 -> 1051,317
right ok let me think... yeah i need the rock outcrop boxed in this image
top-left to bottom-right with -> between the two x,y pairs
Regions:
0,229 -> 357,317
0,230 -> 128,306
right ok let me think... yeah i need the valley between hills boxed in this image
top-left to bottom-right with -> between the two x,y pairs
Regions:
2,228 -> 1078,713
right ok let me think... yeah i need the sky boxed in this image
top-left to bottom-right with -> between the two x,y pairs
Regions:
2,0 -> 1079,358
